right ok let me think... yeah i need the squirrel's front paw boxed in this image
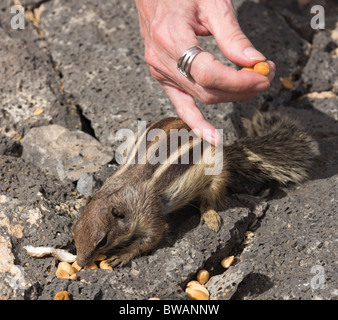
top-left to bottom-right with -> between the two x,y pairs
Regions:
106,253 -> 133,267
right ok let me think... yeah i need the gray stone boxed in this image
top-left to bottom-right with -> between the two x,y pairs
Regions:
300,29 -> 338,93
233,176 -> 338,300
76,173 -> 99,198
0,155 -> 76,204
22,124 -> 113,182
0,196 -> 45,300
0,11 -> 81,141
206,262 -> 253,300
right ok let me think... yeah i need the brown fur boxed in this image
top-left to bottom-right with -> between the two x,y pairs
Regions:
72,112 -> 319,267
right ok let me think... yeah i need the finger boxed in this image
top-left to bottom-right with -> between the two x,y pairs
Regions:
201,1 -> 266,67
266,60 -> 276,82
162,84 -> 222,146
150,65 -> 261,106
189,51 -> 270,93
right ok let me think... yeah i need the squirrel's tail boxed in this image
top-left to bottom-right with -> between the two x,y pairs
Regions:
225,111 -> 319,185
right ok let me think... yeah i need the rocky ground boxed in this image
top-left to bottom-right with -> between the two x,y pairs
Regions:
0,0 -> 337,300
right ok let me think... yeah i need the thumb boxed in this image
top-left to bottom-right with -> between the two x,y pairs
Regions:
205,1 -> 266,67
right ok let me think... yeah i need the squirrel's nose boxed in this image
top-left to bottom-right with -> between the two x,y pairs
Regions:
75,256 -> 88,268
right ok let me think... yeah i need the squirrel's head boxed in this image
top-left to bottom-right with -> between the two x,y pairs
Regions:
72,189 -> 132,267
72,183 -> 158,267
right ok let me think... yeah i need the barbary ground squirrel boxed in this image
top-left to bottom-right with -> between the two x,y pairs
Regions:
72,112 -> 319,267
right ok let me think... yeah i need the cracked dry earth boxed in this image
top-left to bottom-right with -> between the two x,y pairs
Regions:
0,0 -> 337,300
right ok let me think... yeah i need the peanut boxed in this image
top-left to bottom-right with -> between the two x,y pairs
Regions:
245,231 -> 255,238
55,268 -> 69,279
33,108 -> 44,116
186,280 -> 201,287
84,262 -> 98,270
95,254 -> 107,261
253,62 -> 270,76
72,260 -> 82,272
185,281 -> 210,300
242,61 -> 270,76
280,77 -> 294,90
99,260 -> 113,271
54,291 -> 70,300
69,273 -> 77,280
56,262 -> 77,279
221,256 -> 235,269
59,261 -> 76,275
196,269 -> 209,285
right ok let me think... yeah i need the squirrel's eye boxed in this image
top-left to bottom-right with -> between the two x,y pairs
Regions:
97,235 -> 107,248
111,207 -> 125,219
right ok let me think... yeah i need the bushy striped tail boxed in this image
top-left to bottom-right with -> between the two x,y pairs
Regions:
225,112 -> 319,185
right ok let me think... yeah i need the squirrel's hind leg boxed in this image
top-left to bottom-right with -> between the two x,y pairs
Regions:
199,166 -> 228,231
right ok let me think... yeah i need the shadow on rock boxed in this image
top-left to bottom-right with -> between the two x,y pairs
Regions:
230,272 -> 274,300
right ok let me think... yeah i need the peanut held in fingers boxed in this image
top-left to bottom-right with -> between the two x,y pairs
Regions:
241,61 -> 270,76
242,67 -> 254,72
253,62 -> 270,76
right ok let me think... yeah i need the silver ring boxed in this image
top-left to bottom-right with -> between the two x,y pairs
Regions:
177,46 -> 203,78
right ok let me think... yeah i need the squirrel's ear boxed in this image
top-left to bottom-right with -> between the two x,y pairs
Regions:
85,196 -> 92,205
111,207 -> 125,219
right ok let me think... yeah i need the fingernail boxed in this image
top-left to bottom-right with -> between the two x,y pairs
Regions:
243,47 -> 266,61
204,130 -> 222,146
255,80 -> 270,91
213,130 -> 222,146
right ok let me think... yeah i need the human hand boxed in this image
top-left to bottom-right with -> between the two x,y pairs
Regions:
135,0 -> 275,145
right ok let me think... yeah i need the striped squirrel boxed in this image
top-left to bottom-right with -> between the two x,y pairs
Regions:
72,111 -> 319,267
